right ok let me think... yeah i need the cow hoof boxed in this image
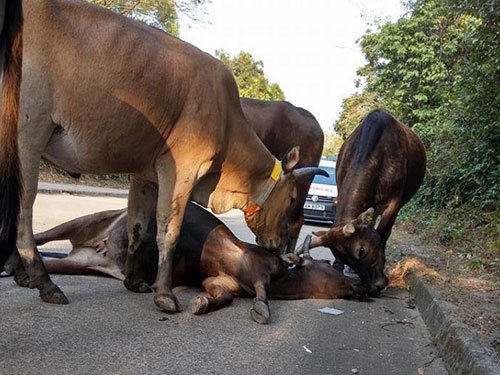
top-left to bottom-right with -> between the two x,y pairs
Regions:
39,284 -> 69,304
124,278 -> 152,293
154,294 -> 182,312
13,271 -> 30,288
352,283 -> 367,300
191,295 -> 209,315
251,300 -> 270,324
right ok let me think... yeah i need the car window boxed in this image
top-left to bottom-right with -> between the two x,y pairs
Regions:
313,166 -> 336,185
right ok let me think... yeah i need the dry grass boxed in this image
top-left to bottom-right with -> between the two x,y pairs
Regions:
388,224 -> 500,357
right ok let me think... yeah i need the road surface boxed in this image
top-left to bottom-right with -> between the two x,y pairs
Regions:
0,194 -> 447,374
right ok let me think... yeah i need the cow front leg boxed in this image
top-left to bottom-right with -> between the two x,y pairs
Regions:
123,177 -> 156,293
251,278 -> 271,324
153,164 -> 198,312
191,277 -> 235,315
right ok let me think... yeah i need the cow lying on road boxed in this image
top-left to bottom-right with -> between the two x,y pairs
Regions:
7,203 -> 365,324
299,109 -> 426,297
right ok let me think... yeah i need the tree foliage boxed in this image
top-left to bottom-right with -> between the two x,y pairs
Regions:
87,0 -> 208,35
323,132 -> 343,157
336,0 -> 499,211
216,50 -> 285,101
334,90 -> 380,140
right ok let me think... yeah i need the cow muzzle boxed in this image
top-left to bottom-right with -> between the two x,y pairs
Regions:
366,275 -> 389,297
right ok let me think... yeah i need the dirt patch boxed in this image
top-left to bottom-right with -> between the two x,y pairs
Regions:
387,224 -> 500,358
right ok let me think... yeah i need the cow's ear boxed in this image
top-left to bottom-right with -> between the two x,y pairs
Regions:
355,207 -> 374,225
342,223 -> 355,237
282,146 -> 300,172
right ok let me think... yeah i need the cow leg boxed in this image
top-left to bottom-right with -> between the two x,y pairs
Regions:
251,278 -> 271,324
4,251 -> 30,287
152,160 -> 199,312
16,177 -> 68,303
42,248 -> 126,280
376,198 -> 403,248
123,177 -> 157,293
191,277 -> 235,315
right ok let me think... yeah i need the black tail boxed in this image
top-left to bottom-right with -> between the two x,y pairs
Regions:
0,0 -> 23,269
355,109 -> 396,164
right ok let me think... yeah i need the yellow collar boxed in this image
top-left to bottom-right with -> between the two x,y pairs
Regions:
244,159 -> 282,217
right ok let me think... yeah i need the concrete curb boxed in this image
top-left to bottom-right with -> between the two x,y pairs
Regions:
38,182 -> 128,199
405,271 -> 499,375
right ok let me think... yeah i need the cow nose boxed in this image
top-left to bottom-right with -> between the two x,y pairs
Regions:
375,276 -> 389,291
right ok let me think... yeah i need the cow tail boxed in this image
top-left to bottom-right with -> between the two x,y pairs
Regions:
0,0 -> 23,269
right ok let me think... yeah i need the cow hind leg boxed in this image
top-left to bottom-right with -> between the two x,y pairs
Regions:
191,277 -> 235,315
17,143 -> 68,304
4,251 -> 30,287
123,177 -> 156,293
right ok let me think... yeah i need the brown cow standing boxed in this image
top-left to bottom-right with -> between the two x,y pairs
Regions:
9,202 -> 366,324
302,109 -> 426,296
240,98 -> 324,254
9,0 -> 327,311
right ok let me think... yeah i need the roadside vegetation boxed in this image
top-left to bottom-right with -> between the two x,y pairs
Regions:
334,0 -> 499,278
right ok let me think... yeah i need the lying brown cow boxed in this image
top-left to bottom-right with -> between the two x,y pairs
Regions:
301,109 -> 426,296
241,98 -> 324,254
11,203 -> 365,324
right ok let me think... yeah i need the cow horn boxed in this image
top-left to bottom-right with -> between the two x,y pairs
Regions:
295,234 -> 313,259
292,167 -> 329,181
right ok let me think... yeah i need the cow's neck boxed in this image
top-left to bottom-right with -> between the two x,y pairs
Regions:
334,170 -> 374,225
208,121 -> 279,214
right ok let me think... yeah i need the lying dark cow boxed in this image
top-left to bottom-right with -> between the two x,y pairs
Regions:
16,203 -> 365,324
301,109 -> 426,296
240,98 -> 324,254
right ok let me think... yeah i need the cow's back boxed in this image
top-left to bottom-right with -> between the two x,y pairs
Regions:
21,0 -> 234,175
335,110 -> 425,224
240,98 -> 324,168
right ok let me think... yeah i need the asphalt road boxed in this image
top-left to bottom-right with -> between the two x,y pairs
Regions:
0,194 -> 448,375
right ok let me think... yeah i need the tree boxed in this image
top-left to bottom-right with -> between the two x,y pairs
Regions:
216,50 -> 285,101
338,0 -> 499,210
323,132 -> 343,157
334,90 -> 380,139
87,0 -> 208,36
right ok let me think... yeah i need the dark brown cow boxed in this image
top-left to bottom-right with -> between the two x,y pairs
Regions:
241,98 -> 324,254
8,203 -> 365,324
301,109 -> 426,296
0,0 -> 23,269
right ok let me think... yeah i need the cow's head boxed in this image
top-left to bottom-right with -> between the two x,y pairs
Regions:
310,208 -> 388,297
244,146 -> 327,251
271,254 -> 366,300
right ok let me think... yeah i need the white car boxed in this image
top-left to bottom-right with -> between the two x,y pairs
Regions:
303,159 -> 338,223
